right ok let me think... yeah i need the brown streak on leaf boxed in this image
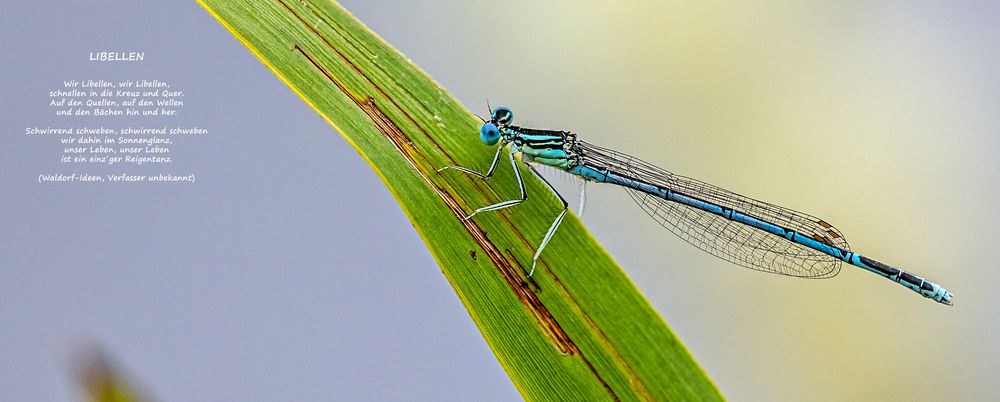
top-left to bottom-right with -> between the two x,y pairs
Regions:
549,271 -> 653,401
293,44 -> 578,356
283,2 -> 560,284
279,0 -> 451,163
299,0 -> 438,118
292,28 -> 627,399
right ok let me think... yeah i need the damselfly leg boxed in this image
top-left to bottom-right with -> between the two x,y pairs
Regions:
436,145 -> 504,179
459,151 -> 527,221
524,162 -> 569,276
438,148 -> 571,276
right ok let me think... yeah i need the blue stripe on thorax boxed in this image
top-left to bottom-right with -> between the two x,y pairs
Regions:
506,128 -> 574,168
519,133 -> 565,143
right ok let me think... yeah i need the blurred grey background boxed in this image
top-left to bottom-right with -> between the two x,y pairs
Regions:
2,1 -> 999,401
0,2 -> 515,401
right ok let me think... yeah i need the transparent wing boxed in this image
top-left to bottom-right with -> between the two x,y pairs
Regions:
576,140 -> 849,278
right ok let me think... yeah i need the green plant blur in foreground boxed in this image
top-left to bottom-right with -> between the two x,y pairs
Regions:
197,0 -> 722,400
76,349 -> 147,402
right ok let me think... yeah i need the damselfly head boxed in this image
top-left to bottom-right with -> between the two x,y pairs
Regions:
480,122 -> 501,146
490,106 -> 513,127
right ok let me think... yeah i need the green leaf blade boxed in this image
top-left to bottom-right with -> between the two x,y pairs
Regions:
198,1 -> 723,400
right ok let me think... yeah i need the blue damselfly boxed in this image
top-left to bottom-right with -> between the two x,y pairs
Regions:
438,106 -> 953,305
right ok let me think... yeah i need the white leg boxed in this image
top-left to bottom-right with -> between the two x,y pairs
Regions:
577,179 -> 588,219
436,145 -> 504,179
463,151 -> 527,220
524,163 -> 569,276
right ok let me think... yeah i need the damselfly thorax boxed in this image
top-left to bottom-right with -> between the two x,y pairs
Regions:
501,126 -> 581,170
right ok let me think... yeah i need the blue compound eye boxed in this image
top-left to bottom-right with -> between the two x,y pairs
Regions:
480,122 -> 501,145
491,106 -> 513,126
